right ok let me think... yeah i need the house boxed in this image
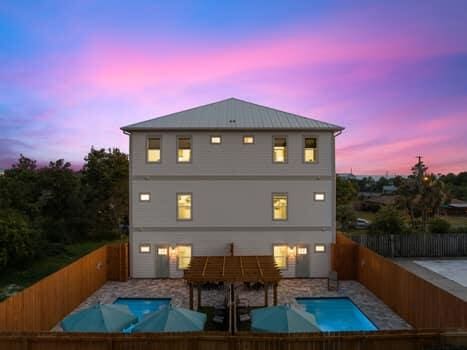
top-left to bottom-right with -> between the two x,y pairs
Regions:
440,199 -> 467,216
382,185 -> 397,194
121,98 -> 344,278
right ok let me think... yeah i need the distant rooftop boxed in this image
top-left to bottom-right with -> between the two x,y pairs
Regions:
121,98 -> 344,132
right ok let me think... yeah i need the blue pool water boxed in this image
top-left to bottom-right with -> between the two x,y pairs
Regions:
296,297 -> 377,332
113,298 -> 171,321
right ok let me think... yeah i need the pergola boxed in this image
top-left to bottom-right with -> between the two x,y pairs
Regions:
184,256 -> 282,310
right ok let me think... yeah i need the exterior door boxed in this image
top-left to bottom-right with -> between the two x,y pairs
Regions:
295,244 -> 310,277
155,245 -> 169,278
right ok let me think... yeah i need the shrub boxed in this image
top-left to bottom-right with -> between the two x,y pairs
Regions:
369,206 -> 409,234
428,217 -> 451,233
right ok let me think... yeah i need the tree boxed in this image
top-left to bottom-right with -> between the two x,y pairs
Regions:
336,176 -> 357,205
336,204 -> 357,231
369,206 -> 409,235
81,148 -> 129,239
428,218 -> 451,233
0,209 -> 39,268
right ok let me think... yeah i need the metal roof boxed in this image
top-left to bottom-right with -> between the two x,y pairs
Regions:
121,98 -> 344,132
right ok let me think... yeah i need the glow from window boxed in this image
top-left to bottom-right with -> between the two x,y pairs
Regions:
157,248 -> 168,256
315,244 -> 326,253
243,136 -> 254,144
273,137 -> 287,163
177,137 -> 191,162
211,136 -> 221,144
298,247 -> 308,255
314,193 -> 325,201
273,245 -> 288,269
147,138 -> 161,162
139,193 -> 151,202
177,194 -> 192,220
177,245 -> 192,269
139,245 -> 151,253
273,194 -> 288,220
304,137 -> 317,163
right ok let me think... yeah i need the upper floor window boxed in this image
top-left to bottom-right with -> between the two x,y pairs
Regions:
273,137 -> 287,163
314,192 -> 325,201
273,193 -> 288,221
139,193 -> 151,202
304,137 -> 317,163
243,136 -> 254,144
177,193 -> 192,220
177,136 -> 192,163
147,137 -> 161,163
210,136 -> 222,144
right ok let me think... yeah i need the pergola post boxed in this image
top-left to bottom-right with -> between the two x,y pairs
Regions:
273,283 -> 278,305
189,283 -> 194,310
197,285 -> 201,310
264,283 -> 269,306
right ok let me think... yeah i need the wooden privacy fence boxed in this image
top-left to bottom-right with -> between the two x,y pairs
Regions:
332,233 -> 467,329
348,233 -> 467,257
0,243 -> 128,331
1,330 -> 466,350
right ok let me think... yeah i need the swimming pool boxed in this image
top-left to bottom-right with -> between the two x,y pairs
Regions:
296,297 -> 377,332
113,298 -> 171,321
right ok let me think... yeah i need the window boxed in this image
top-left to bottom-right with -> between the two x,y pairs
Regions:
297,247 -> 308,255
304,137 -> 317,163
243,136 -> 254,144
147,137 -> 161,163
315,244 -> 326,253
177,136 -> 192,163
139,193 -> 151,202
273,193 -> 288,221
177,245 -> 192,269
314,192 -> 325,201
177,193 -> 192,220
210,136 -> 221,144
139,244 -> 151,253
273,137 -> 287,163
157,247 -> 168,255
273,245 -> 288,269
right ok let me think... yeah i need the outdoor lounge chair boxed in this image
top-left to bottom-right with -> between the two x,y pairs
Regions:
328,270 -> 339,291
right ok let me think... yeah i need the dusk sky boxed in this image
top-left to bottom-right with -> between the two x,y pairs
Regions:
1,1 -> 466,175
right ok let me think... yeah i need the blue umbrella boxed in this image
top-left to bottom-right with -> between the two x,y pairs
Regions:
132,305 -> 206,332
251,304 -> 321,333
61,304 -> 137,332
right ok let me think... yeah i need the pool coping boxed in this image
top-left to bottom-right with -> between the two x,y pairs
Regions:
295,296 -> 379,331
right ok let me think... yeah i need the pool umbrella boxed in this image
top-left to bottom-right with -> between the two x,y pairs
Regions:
251,304 -> 321,333
61,304 -> 137,332
132,305 -> 206,332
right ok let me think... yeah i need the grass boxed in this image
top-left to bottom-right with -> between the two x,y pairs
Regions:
0,239 -> 121,300
443,215 -> 467,228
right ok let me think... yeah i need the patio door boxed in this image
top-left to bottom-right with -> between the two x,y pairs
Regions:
155,245 -> 169,278
295,244 -> 310,277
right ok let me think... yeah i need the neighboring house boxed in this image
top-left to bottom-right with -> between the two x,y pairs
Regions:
382,185 -> 397,194
121,98 -> 344,278
440,199 -> 467,216
358,195 -> 399,212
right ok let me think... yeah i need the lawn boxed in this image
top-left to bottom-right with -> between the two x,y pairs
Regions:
443,215 -> 467,228
0,240 -> 121,301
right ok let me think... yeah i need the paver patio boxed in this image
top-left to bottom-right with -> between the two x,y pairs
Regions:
54,278 -> 410,331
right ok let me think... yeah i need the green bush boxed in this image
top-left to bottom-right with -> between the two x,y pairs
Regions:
369,206 -> 409,234
428,217 -> 451,233
0,209 -> 40,268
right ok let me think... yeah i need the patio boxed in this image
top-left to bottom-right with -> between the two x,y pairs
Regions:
54,278 -> 411,331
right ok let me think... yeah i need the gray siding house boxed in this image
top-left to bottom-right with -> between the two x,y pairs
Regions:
121,98 -> 344,278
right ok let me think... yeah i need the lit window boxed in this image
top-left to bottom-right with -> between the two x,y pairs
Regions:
177,193 -> 192,220
210,136 -> 221,144
177,245 -> 192,269
273,245 -> 288,269
139,244 -> 151,253
273,137 -> 287,163
243,136 -> 254,144
315,244 -> 326,253
157,247 -> 168,255
304,137 -> 317,163
273,194 -> 288,221
314,192 -> 325,201
147,137 -> 161,163
139,193 -> 151,202
298,247 -> 308,255
177,136 -> 192,163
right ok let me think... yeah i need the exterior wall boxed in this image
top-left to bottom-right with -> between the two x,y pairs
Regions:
128,130 -> 336,278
